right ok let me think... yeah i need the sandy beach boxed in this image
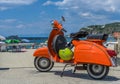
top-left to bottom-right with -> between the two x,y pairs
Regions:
0,47 -> 119,68
0,49 -> 64,68
0,49 -> 120,84
0,49 -> 35,68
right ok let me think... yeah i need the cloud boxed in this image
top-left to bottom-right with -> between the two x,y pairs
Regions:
42,0 -> 120,34
0,19 -> 24,29
0,19 -> 17,23
0,17 -> 51,36
0,6 -> 9,11
43,0 -> 65,6
43,0 -> 80,10
80,12 -> 91,17
43,0 -> 120,24
16,24 -> 26,28
43,0 -> 120,12
0,0 -> 37,11
0,0 -> 37,5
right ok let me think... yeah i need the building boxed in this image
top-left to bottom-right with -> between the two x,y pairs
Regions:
113,31 -> 120,39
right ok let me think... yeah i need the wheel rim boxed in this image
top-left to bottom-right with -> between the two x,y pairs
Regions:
87,64 -> 109,79
34,57 -> 54,72
38,58 -> 50,69
91,65 -> 104,74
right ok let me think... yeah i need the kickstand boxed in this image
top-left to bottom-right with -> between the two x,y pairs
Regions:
72,64 -> 77,74
60,64 -> 70,77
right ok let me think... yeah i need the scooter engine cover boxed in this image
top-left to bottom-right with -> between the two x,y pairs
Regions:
53,35 -> 67,54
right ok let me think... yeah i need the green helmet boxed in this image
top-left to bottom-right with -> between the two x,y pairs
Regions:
59,48 -> 73,61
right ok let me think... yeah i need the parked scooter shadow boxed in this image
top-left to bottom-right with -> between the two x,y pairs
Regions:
54,70 -> 120,81
29,67 -> 119,81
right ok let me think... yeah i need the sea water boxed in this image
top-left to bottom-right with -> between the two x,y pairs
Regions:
21,36 -> 116,44
20,36 -> 116,49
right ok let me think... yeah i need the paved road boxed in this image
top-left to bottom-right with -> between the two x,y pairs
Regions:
0,66 -> 120,84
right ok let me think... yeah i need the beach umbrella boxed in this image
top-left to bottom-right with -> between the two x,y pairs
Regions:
5,35 -> 21,43
21,39 -> 30,43
0,35 -> 6,40
5,39 -> 21,43
0,41 -> 5,45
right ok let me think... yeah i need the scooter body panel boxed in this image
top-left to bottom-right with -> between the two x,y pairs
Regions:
48,29 -> 64,60
33,47 -> 50,58
73,40 -> 112,66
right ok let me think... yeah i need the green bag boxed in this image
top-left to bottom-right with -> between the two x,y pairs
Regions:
59,48 -> 73,61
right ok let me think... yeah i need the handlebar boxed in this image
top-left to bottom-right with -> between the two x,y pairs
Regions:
52,20 -> 67,32
62,28 -> 67,32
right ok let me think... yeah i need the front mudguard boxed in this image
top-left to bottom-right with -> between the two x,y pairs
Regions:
33,46 -> 50,58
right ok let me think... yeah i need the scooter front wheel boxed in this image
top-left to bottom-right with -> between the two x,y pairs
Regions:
34,57 -> 54,72
87,64 -> 109,80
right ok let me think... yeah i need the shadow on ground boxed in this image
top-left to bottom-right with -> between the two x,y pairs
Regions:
31,69 -> 120,81
2,66 -> 119,82
54,70 -> 120,81
0,68 -> 10,70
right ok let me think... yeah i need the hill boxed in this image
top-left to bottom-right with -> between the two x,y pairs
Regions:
80,22 -> 120,35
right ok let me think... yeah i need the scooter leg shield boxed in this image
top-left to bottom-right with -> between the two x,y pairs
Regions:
33,47 -> 50,58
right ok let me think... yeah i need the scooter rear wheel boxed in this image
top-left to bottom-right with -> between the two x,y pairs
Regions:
87,64 -> 109,79
34,57 -> 54,72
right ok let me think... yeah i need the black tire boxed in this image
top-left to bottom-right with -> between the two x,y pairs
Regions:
34,57 -> 54,72
87,64 -> 109,80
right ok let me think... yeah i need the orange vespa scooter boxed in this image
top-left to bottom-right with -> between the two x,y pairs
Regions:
33,17 -> 117,79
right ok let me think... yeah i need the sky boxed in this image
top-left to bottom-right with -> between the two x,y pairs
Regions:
0,0 -> 120,37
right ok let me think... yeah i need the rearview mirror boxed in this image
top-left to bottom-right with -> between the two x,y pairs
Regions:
61,16 -> 65,22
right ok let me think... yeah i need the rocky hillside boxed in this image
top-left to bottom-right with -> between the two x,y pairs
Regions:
80,22 -> 120,35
